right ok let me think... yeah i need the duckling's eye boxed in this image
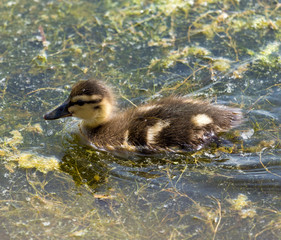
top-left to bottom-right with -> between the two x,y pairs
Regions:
94,106 -> 101,110
76,100 -> 85,106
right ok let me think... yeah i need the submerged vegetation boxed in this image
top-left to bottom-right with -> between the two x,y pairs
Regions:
0,0 -> 281,239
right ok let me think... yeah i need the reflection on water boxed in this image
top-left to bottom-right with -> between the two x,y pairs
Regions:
0,0 -> 281,239
59,135 -> 281,197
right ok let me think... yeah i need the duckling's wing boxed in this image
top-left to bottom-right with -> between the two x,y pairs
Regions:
125,97 -> 242,150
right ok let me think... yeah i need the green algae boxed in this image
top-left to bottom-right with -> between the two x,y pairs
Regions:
1,129 -> 59,174
11,152 -> 59,174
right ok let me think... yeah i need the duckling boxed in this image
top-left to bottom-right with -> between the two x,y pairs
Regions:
44,79 -> 242,153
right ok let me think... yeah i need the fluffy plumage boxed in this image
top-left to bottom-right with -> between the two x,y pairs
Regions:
44,79 -> 243,153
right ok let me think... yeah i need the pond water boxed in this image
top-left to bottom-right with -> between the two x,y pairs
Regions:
0,0 -> 281,239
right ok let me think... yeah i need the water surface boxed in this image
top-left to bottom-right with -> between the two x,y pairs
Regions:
0,0 -> 281,239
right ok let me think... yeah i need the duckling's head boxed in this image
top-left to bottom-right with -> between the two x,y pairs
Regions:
44,79 -> 114,127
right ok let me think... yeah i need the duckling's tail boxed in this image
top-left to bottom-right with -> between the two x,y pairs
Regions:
229,108 -> 244,129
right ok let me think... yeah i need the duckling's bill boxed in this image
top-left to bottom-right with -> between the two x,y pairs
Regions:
44,99 -> 72,120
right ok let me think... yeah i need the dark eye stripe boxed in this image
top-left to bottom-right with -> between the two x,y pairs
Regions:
69,99 -> 102,107
76,100 -> 85,106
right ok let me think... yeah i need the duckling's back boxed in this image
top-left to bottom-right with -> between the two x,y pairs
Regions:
85,96 -> 242,152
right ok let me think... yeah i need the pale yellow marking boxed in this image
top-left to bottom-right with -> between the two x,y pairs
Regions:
138,105 -> 159,112
191,114 -> 213,127
69,98 -> 113,128
71,94 -> 102,102
182,98 -> 207,104
147,120 -> 170,145
121,130 -> 136,151
123,130 -> 129,144
106,144 -> 115,151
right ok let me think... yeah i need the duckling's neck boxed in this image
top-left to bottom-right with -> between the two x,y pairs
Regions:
82,119 -> 105,129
